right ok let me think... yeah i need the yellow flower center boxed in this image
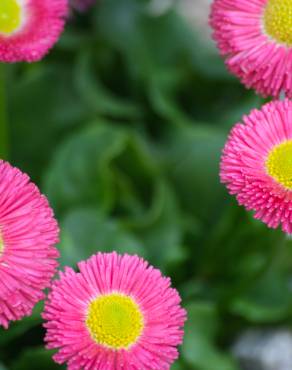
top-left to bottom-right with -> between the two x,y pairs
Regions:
86,293 -> 144,350
266,140 -> 292,189
263,0 -> 292,46
0,0 -> 22,35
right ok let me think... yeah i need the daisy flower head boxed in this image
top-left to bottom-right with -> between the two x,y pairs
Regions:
210,0 -> 292,98
0,0 -> 68,63
220,99 -> 292,233
43,252 -> 186,370
0,160 -> 59,328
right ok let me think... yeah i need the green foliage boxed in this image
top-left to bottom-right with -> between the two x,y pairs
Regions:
2,0 -> 292,369
183,303 -> 237,370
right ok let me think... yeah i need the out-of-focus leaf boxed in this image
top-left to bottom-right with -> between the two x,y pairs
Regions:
174,2 -> 231,80
197,205 -> 288,305
230,270 -> 292,322
11,348 -> 64,370
95,0 -> 211,123
9,63 -> 88,181
220,93 -> 265,129
171,360 -> 189,370
57,29 -> 94,51
125,180 -> 188,268
182,302 -> 238,370
44,122 -> 161,220
163,123 -> 226,221
49,122 -> 188,267
59,207 -> 147,267
44,123 -> 127,214
0,302 -> 43,345
74,51 -> 142,119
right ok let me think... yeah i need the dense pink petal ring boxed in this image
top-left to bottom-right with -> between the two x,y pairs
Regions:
220,99 -> 292,233
210,0 -> 292,98
0,0 -> 68,63
43,252 -> 186,370
0,160 -> 59,328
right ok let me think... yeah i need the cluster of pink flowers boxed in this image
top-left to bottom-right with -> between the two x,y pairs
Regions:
0,158 -> 186,368
0,1 -> 186,369
2,0 -> 292,368
210,0 -> 292,233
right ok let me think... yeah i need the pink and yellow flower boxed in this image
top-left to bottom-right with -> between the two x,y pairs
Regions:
221,99 -> 292,233
210,0 -> 292,98
0,0 -> 68,62
0,160 -> 59,328
43,252 -> 186,370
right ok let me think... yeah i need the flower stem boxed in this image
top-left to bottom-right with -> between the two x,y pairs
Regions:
0,64 -> 9,160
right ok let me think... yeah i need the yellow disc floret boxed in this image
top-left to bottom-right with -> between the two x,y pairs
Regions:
0,0 -> 21,35
86,293 -> 144,350
264,0 -> 292,46
266,140 -> 292,189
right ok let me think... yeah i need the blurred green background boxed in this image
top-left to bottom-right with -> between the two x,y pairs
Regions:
1,0 -> 292,369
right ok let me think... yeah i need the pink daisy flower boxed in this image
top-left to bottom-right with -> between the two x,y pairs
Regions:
210,0 -> 292,98
0,160 -> 59,328
43,252 -> 186,370
220,99 -> 292,233
0,0 -> 68,63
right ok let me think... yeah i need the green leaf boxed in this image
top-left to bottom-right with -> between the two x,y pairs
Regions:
230,269 -> 292,322
59,207 -> 147,267
171,360 -> 189,370
44,123 -> 127,215
74,51 -> 141,119
44,121 -> 163,221
163,123 -> 227,222
0,302 -> 43,345
125,180 -> 188,268
9,63 -> 89,181
182,302 -> 238,370
11,348 -> 64,370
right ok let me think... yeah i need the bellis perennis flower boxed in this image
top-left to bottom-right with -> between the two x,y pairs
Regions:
220,99 -> 292,234
0,0 -> 68,62
0,160 -> 59,328
43,252 -> 186,370
210,0 -> 292,98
